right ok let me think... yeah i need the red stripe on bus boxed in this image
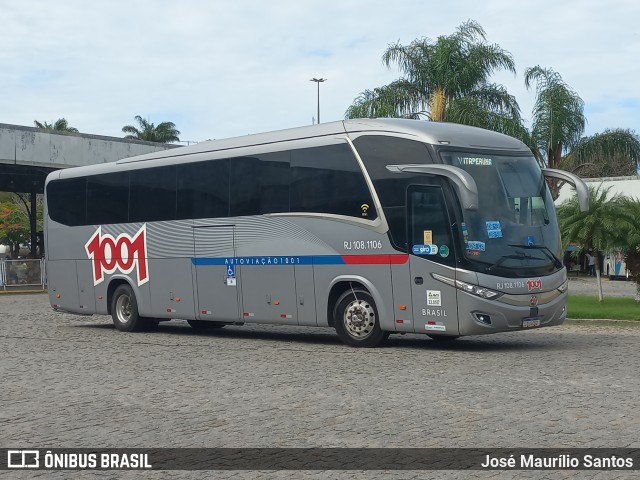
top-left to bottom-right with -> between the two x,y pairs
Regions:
342,254 -> 409,265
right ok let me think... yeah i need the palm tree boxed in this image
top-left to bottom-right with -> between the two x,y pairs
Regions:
122,115 -> 180,143
345,20 -> 524,137
524,66 -> 585,170
33,118 -> 79,133
525,66 -> 640,195
557,185 -> 633,302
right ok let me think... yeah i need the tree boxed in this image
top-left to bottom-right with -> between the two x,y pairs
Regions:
11,193 -> 43,222
525,66 -> 640,196
618,198 -> 640,302
345,20 -> 524,137
33,118 -> 79,133
346,26 -> 639,186
0,203 -> 30,259
562,129 -> 640,178
557,186 -> 633,302
524,66 -> 585,198
122,116 -> 180,143
624,249 -> 640,302
11,193 -> 44,253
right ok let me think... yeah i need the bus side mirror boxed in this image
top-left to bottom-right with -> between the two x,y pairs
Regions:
386,164 -> 479,211
541,168 -> 590,212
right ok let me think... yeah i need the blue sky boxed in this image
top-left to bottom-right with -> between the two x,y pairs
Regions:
2,0 -> 639,144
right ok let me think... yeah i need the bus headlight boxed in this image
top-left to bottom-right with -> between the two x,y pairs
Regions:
557,279 -> 569,293
432,273 -> 502,300
456,280 -> 502,299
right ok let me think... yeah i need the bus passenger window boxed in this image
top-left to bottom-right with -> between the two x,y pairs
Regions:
290,144 -> 376,219
87,172 -> 129,225
177,159 -> 230,220
129,166 -> 177,222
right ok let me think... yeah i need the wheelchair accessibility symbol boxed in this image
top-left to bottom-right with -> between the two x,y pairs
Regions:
227,265 -> 235,278
226,264 -> 237,286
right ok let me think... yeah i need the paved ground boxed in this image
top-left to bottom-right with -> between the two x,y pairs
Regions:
1,293 -> 640,479
567,275 -> 637,299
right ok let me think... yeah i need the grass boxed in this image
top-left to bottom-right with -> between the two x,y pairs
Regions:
568,295 -> 640,321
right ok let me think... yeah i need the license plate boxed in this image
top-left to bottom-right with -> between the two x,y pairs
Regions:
522,318 -> 541,328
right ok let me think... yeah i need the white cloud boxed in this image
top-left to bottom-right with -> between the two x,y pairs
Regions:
1,0 -> 638,142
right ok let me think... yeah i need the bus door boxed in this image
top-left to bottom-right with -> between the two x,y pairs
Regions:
193,225 -> 240,322
406,185 -> 460,335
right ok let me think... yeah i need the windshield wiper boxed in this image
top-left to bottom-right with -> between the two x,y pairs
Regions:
486,251 -> 545,272
508,244 -> 563,269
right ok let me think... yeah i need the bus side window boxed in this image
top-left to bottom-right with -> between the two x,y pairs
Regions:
130,166 -> 177,222
290,144 -> 376,219
229,152 -> 290,217
86,172 -> 129,225
176,159 -> 230,220
47,178 -> 87,226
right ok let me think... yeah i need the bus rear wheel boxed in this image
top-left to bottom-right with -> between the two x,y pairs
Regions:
111,284 -> 144,332
333,289 -> 389,348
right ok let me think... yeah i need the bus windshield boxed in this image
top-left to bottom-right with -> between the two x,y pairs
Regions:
440,150 -> 562,277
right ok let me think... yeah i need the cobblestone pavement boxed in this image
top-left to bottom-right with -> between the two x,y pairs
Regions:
2,294 -> 640,480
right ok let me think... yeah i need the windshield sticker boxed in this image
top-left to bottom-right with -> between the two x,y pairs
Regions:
412,244 -> 438,255
486,220 -> 503,239
465,241 -> 486,252
360,203 -> 370,217
461,223 -> 469,242
426,290 -> 442,307
439,245 -> 449,258
526,235 -> 536,246
458,156 -> 492,166
423,230 -> 433,245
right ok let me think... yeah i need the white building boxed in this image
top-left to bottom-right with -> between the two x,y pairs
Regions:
556,175 -> 640,204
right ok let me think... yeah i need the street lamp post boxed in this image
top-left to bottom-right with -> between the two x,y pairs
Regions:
310,78 -> 326,124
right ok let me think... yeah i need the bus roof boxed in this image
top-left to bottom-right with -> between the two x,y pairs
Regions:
49,119 -> 529,182
116,118 -> 528,165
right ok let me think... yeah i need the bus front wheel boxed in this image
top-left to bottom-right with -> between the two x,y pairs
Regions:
111,284 -> 144,332
333,289 -> 389,348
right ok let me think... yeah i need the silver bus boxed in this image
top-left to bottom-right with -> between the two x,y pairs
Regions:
45,119 -> 588,347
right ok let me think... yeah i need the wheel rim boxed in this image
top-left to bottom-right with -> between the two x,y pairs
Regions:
115,294 -> 132,324
343,299 -> 376,339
